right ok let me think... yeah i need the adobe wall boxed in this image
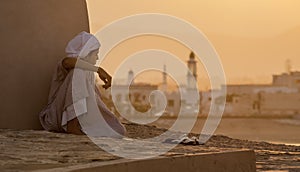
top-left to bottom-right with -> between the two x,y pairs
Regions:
0,0 -> 90,129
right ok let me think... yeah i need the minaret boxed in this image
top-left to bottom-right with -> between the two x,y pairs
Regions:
187,51 -> 197,88
162,64 -> 167,91
127,69 -> 134,85
285,59 -> 292,75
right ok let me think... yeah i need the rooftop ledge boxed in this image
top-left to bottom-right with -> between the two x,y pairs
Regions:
1,123 -> 299,171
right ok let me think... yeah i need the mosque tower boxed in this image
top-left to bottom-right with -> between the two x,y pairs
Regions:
285,59 -> 292,75
187,51 -> 197,88
161,64 -> 167,91
127,69 -> 135,85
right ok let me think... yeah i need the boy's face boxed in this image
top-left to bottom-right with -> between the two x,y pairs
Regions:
86,49 -> 99,65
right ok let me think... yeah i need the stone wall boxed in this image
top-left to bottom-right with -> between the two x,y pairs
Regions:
0,0 -> 90,129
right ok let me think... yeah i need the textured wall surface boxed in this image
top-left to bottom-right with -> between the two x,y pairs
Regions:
0,0 -> 90,129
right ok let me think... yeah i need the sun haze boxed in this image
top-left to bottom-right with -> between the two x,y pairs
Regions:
87,0 -> 300,87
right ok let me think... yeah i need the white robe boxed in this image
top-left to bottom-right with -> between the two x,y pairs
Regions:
39,59 -> 126,138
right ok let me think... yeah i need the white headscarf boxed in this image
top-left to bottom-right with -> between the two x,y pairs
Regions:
65,31 -> 100,59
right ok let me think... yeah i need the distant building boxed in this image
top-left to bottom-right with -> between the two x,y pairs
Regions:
102,51 -> 200,117
101,53 -> 300,117
161,51 -> 200,116
161,64 -> 168,92
127,69 -> 135,85
202,71 -> 300,116
106,70 -> 160,117
187,52 -> 197,89
272,71 -> 300,90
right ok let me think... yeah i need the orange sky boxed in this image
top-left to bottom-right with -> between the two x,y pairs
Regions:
86,0 -> 300,89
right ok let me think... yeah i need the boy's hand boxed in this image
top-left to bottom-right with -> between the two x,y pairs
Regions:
97,67 -> 112,89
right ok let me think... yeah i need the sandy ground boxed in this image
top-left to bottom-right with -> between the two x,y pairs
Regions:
152,117 -> 300,145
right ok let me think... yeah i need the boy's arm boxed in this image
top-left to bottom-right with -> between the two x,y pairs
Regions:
62,57 -> 98,72
62,57 -> 112,89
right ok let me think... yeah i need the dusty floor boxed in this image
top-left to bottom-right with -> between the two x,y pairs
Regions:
0,123 -> 299,171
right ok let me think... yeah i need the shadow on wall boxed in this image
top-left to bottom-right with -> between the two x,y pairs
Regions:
0,0 -> 89,129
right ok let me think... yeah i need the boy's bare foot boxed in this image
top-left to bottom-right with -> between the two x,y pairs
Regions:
66,118 -> 85,135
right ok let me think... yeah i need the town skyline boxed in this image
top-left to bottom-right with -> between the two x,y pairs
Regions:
108,56 -> 299,92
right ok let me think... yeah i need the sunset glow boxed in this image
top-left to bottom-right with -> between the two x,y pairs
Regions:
87,0 -> 300,87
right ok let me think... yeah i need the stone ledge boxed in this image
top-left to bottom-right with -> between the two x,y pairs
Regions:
37,150 -> 256,172
1,123 -> 299,171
